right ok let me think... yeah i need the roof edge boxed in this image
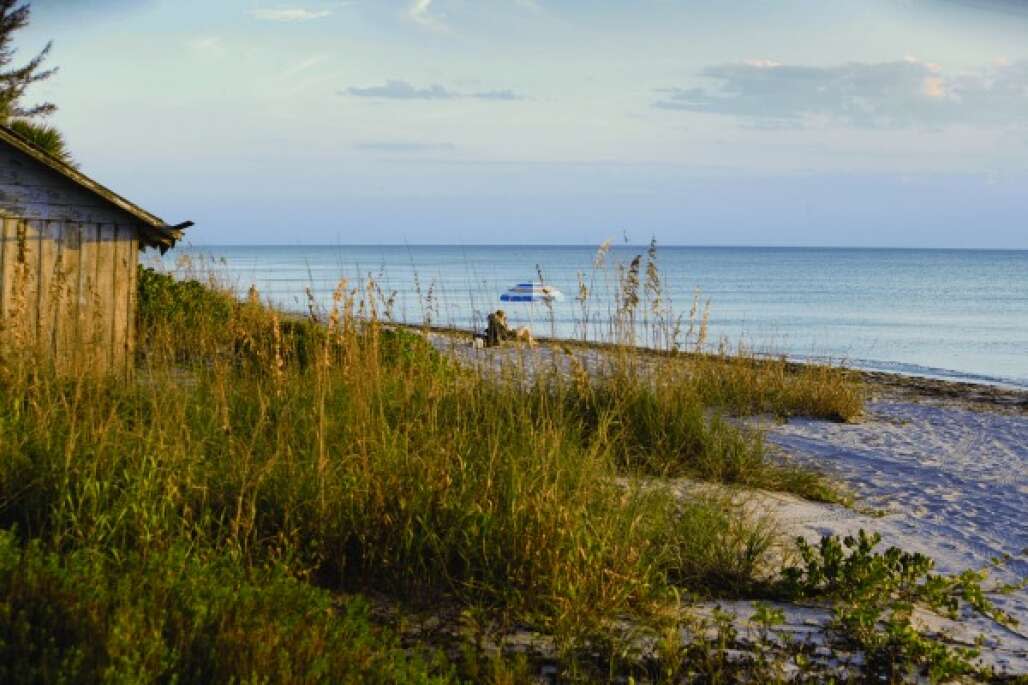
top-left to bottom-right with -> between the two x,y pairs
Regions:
0,124 -> 189,250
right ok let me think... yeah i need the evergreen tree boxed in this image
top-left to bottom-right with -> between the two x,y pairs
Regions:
0,0 -> 56,120
0,1 -> 72,166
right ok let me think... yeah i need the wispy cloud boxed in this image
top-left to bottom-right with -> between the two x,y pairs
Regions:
252,8 -> 332,22
354,141 -> 456,152
934,0 -> 1028,16
282,55 -> 329,77
186,35 -> 225,55
343,80 -> 525,101
408,0 -> 446,30
655,58 -> 1028,129
516,0 -> 542,9
346,80 -> 458,100
471,89 -> 523,101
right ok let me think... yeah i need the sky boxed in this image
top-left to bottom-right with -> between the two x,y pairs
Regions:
15,0 -> 1028,247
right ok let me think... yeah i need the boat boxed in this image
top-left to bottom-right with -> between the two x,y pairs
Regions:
499,282 -> 564,303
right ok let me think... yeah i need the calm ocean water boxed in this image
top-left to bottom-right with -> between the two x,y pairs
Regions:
160,246 -> 1028,389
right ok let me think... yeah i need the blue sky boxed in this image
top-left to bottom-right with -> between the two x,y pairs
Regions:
17,0 -> 1028,247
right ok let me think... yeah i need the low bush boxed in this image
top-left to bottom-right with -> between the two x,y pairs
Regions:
779,530 -> 1011,682
0,531 -> 451,684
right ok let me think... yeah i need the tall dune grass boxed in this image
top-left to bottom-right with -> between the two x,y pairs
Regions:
0,267 -> 791,677
0,251 -> 866,680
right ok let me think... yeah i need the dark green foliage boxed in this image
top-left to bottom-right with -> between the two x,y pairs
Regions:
0,531 -> 451,684
7,119 -> 73,165
137,265 -> 234,335
379,327 -> 447,370
780,530 -> 1011,682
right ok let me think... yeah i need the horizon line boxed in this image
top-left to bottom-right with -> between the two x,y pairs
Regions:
171,242 -> 1028,252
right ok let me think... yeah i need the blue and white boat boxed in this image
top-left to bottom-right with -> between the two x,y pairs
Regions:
500,282 -> 564,303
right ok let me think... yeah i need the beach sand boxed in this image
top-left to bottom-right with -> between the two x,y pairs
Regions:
751,397 -> 1028,673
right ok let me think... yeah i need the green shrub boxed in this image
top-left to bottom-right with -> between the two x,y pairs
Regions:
779,530 -> 1010,682
0,531 -> 451,684
136,265 -> 233,334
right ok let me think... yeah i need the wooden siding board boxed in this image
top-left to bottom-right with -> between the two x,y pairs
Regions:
35,220 -> 59,358
76,223 -> 101,371
94,224 -> 117,374
111,226 -> 133,373
0,217 -> 11,320
126,233 -> 139,374
55,223 -> 83,371
21,219 -> 40,349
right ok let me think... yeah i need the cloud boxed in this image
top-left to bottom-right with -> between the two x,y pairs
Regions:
409,0 -> 446,30
934,0 -> 1028,16
281,55 -> 329,77
345,80 -> 459,100
251,8 -> 332,21
655,58 -> 1028,129
513,0 -> 543,12
186,36 -> 225,55
354,142 -> 456,152
343,80 -> 524,101
471,89 -> 524,101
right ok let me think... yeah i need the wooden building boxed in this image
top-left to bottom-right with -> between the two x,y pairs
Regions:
0,125 -> 191,373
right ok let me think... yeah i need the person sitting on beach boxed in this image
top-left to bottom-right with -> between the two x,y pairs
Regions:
485,310 -> 535,347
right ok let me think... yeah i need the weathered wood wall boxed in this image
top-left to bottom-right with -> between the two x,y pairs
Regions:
0,220 -> 139,374
0,142 -> 143,374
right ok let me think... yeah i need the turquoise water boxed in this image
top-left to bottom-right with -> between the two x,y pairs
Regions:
161,246 -> 1028,388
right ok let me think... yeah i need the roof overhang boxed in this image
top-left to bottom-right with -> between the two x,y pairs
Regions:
0,124 -> 191,252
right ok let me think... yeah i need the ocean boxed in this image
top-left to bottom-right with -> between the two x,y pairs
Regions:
159,245 -> 1028,389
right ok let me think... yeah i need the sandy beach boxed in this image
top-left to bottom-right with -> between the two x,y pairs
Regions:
756,393 -> 1027,673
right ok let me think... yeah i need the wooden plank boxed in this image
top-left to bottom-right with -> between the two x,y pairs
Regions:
0,217 -> 12,322
77,223 -> 102,373
93,223 -> 117,374
125,231 -> 139,375
111,226 -> 133,374
20,219 -> 41,350
35,220 -> 59,361
0,218 -> 31,349
54,222 -> 83,372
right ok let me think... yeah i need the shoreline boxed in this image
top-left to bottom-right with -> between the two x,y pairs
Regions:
387,320 -> 1028,414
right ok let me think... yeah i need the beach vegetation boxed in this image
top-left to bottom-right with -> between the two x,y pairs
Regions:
0,256 -> 1006,682
779,530 -> 1011,682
